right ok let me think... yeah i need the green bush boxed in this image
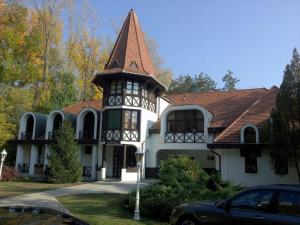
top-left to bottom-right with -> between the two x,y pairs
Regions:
48,120 -> 82,183
124,155 -> 243,221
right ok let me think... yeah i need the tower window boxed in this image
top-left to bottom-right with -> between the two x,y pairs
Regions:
126,81 -> 139,95
110,80 -> 122,95
124,110 -> 138,130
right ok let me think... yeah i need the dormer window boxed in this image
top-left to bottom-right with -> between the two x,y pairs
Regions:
165,110 -> 205,143
130,61 -> 139,69
167,110 -> 204,133
241,125 -> 259,144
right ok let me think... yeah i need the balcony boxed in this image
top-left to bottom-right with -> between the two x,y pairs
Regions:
101,129 -> 139,143
164,132 -> 205,143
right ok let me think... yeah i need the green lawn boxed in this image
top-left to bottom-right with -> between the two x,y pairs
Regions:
0,180 -> 82,198
57,193 -> 168,225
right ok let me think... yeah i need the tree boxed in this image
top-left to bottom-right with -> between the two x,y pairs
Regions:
168,73 -> 217,93
222,70 -> 239,90
48,120 -> 82,183
270,48 -> 300,183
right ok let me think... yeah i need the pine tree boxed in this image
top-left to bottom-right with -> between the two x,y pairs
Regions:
222,70 -> 239,91
271,48 -> 300,183
48,120 -> 82,183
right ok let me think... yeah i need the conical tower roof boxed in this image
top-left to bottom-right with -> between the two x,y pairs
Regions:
93,9 -> 165,91
104,9 -> 156,76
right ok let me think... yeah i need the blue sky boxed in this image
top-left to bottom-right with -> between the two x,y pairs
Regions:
87,0 -> 300,89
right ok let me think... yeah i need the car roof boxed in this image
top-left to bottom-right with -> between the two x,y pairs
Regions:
247,184 -> 300,192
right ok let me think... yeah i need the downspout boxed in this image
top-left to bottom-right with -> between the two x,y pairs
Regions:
209,148 -> 221,175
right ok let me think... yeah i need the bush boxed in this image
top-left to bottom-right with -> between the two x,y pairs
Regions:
1,166 -> 20,181
48,120 -> 82,183
124,155 -> 243,221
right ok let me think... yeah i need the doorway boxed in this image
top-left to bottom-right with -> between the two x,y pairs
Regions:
113,146 -> 123,178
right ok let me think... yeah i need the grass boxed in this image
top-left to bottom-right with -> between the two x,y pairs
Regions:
57,193 -> 168,225
0,179 -> 82,198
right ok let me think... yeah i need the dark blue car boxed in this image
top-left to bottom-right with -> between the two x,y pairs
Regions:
171,184 -> 300,225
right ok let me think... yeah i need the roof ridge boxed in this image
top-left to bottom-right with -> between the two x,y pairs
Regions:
214,88 -> 272,142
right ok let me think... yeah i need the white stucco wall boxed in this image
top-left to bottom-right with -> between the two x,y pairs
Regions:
218,148 -> 299,186
157,97 -> 170,117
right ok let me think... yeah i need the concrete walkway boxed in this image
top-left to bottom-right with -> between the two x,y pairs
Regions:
0,181 -> 145,213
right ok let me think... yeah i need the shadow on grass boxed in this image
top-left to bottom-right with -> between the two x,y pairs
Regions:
58,193 -> 168,225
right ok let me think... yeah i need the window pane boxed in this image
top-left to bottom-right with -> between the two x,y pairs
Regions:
196,111 -> 204,119
126,81 -> 132,94
245,155 -> 257,173
116,81 -> 122,94
124,111 -> 131,129
176,111 -> 184,120
244,127 -> 256,143
133,82 -> 139,95
107,110 -> 121,129
230,190 -> 274,211
196,120 -> 204,132
131,111 -> 138,129
176,120 -> 185,133
110,81 -> 116,94
168,112 -> 175,120
278,191 -> 300,216
168,121 -> 176,133
186,111 -> 195,119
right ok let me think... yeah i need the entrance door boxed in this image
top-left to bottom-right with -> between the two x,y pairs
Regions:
113,146 -> 123,178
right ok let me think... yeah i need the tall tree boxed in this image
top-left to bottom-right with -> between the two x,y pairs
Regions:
222,70 -> 239,90
48,120 -> 82,183
270,48 -> 300,183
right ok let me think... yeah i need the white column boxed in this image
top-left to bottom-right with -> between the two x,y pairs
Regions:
29,145 -> 38,175
91,145 -> 98,179
97,145 -> 103,180
15,145 -> 24,170
100,145 -> 106,179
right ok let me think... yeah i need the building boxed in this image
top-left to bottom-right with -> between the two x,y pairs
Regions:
12,10 -> 298,186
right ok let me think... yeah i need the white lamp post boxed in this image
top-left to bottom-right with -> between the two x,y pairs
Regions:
133,148 -> 144,220
0,149 -> 7,181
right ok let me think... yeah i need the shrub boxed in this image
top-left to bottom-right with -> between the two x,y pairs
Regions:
124,155 -> 243,221
48,120 -> 82,183
1,166 -> 20,181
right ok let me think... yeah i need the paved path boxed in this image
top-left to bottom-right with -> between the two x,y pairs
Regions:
0,181 -> 145,213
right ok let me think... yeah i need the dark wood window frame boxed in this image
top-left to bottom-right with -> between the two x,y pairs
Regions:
245,154 -> 258,173
102,109 -> 141,142
167,110 -> 204,133
103,78 -> 157,112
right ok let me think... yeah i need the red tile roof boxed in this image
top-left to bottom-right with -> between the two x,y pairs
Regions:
102,9 -> 156,77
166,88 -> 269,128
63,100 -> 102,115
215,86 -> 279,142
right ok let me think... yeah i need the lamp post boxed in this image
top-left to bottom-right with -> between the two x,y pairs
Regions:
133,148 -> 144,220
0,149 -> 7,181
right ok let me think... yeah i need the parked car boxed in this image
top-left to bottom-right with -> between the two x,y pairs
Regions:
170,184 -> 300,225
0,206 -> 89,225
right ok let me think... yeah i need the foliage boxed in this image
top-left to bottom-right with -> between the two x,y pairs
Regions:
168,73 -> 217,93
48,120 -> 82,183
1,166 -> 20,181
124,155 -> 242,220
270,48 -> 300,183
222,70 -> 239,90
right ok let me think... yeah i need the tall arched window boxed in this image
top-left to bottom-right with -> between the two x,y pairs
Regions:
244,127 -> 257,143
53,114 -> 63,133
82,112 -> 95,139
167,110 -> 204,133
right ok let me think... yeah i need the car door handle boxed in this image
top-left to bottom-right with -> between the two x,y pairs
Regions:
252,215 -> 264,220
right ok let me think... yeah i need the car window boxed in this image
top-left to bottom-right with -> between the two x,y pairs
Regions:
230,190 -> 274,211
277,191 -> 300,216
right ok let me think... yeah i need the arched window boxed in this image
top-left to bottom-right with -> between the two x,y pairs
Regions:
83,112 -> 95,139
53,114 -> 63,132
26,115 -> 34,137
167,110 -> 204,133
244,127 -> 257,143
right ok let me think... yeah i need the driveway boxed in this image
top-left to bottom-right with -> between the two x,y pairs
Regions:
0,181 -> 144,213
